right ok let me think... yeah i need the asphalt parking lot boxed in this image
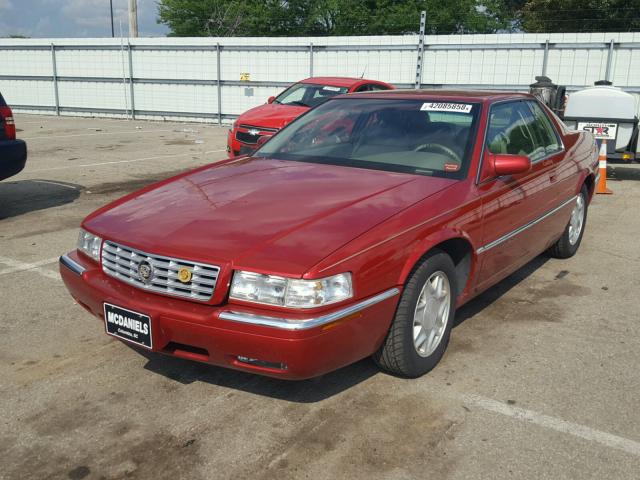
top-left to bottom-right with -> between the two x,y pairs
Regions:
1,114 -> 639,480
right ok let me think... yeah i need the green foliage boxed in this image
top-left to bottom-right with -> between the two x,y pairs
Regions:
157,0 -> 640,36
519,0 -> 640,33
157,0 -> 511,37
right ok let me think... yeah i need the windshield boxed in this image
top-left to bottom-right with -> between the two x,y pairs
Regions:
274,83 -> 349,108
255,98 -> 480,178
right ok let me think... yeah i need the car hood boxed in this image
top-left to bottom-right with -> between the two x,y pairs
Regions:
84,157 -> 455,276
236,103 -> 309,129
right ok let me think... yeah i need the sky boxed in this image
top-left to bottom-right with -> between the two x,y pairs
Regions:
0,0 -> 169,38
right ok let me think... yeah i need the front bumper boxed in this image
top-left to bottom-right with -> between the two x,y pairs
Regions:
227,129 -> 255,158
227,127 -> 276,158
59,251 -> 400,379
0,139 -> 27,181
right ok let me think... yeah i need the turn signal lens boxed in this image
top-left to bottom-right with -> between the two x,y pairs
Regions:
77,229 -> 103,262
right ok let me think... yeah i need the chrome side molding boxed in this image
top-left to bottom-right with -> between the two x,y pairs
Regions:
477,195 -> 577,254
59,254 -> 86,276
219,287 -> 400,331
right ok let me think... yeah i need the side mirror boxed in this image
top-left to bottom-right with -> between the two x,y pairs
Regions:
267,96 -> 275,104
491,153 -> 531,176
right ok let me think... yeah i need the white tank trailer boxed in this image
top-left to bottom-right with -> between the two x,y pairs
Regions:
563,81 -> 639,162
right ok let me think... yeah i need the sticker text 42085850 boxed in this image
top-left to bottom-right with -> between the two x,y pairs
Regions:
421,103 -> 473,113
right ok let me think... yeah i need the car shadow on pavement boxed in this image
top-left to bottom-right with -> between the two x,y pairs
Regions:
608,165 -> 640,182
454,254 -> 550,326
0,179 -> 81,220
136,347 -> 379,403
132,255 -> 551,402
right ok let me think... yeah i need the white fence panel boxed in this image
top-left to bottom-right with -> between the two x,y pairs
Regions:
0,32 -> 639,123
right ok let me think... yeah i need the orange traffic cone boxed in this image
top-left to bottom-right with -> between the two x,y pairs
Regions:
595,140 -> 612,195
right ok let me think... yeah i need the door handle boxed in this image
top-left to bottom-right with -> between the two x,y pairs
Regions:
542,159 -> 553,167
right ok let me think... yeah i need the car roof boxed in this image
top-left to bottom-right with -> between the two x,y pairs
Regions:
299,77 -> 385,87
344,89 -> 532,102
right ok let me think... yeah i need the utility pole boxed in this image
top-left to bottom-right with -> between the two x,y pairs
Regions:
109,0 -> 115,37
128,0 -> 139,37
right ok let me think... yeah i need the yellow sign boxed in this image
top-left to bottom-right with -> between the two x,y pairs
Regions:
240,72 -> 250,81
177,267 -> 193,284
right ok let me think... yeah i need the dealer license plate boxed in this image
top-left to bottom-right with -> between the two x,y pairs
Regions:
577,122 -> 618,140
103,303 -> 153,349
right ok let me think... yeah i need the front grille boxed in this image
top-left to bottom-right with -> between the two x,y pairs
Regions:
235,125 -> 279,145
235,130 -> 260,145
239,124 -> 279,133
101,241 -> 220,302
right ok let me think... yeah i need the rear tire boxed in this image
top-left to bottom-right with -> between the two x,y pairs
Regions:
373,250 -> 457,378
548,185 -> 589,259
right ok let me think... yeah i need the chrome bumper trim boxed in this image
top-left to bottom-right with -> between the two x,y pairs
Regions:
477,195 -> 578,254
59,254 -> 86,276
219,287 -> 400,331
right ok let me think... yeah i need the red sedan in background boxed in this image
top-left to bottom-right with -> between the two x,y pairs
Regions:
60,90 -> 598,380
227,76 -> 394,157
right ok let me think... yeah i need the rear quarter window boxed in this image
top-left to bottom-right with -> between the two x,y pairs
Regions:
527,101 -> 562,154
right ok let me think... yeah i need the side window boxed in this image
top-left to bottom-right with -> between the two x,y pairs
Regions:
354,84 -> 390,92
354,84 -> 372,92
486,101 -> 546,162
527,101 -> 561,155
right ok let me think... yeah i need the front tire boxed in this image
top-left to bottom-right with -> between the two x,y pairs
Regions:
548,185 -> 589,259
374,250 -> 457,378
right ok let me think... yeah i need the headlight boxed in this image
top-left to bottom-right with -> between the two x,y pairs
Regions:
230,271 -> 352,309
77,228 -> 102,262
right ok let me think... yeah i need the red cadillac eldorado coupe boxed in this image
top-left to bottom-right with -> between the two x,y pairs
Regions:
60,90 -> 598,380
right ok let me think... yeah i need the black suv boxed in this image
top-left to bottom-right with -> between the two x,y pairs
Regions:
0,92 -> 27,181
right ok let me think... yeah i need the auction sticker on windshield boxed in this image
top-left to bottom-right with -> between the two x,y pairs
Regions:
577,122 -> 618,140
421,103 -> 473,113
104,303 -> 152,349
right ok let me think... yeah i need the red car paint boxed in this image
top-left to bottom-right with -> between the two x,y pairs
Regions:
60,90 -> 598,380
226,76 -> 394,157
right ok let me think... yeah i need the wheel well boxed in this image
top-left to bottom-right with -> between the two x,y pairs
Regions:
414,238 -> 473,297
584,173 -> 595,199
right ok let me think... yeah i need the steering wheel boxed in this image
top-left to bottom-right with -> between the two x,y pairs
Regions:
413,143 -> 462,164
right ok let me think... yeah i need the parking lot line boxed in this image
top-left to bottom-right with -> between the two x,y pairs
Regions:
0,256 -> 60,281
462,393 -> 640,457
27,149 -> 227,173
21,129 -> 176,140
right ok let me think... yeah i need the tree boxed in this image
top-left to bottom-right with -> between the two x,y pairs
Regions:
157,0 -> 512,37
520,0 -> 640,32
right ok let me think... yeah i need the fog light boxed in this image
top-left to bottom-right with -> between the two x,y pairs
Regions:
622,152 -> 633,161
236,356 -> 287,370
